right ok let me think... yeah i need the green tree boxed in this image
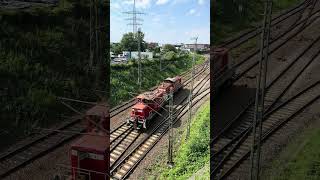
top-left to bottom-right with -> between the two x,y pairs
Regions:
111,43 -> 122,55
154,46 -> 161,54
164,51 -> 176,61
120,31 -> 146,52
163,44 -> 177,53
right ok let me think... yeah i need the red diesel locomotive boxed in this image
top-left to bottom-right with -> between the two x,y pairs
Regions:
128,76 -> 182,129
212,47 -> 235,93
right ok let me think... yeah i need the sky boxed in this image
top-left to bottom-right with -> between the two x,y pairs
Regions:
111,0 -> 210,44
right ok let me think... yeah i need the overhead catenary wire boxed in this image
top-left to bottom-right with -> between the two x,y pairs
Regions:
167,88 -> 174,167
249,0 -> 273,179
186,36 -> 198,139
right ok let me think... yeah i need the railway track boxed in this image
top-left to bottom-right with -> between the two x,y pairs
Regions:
219,0 -> 309,50
110,59 -> 209,118
233,5 -> 320,81
108,60 -> 210,140
110,68 -> 210,179
0,0 -> 309,173
213,80 -> 320,179
0,118 -> 84,179
0,57 -> 209,179
110,61 -> 209,136
211,23 -> 320,179
113,1 -> 316,118
107,64 -> 210,171
0,1 -> 314,178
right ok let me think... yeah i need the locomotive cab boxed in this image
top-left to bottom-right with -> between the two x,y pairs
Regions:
128,76 -> 182,130
129,90 -> 165,130
129,102 -> 148,129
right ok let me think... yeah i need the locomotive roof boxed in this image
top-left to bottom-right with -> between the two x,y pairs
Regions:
164,76 -> 180,82
86,103 -> 109,117
132,102 -> 147,110
164,77 -> 176,82
71,132 -> 109,153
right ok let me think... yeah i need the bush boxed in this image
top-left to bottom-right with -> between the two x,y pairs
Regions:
160,101 -> 210,180
164,51 -> 176,61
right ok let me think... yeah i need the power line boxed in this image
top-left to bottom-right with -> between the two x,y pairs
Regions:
186,36 -> 198,139
123,0 -> 146,89
249,1 -> 273,179
123,0 -> 145,35
167,88 -> 174,168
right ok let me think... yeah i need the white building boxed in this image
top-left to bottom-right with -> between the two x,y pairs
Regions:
123,51 -> 153,60
183,44 -> 209,51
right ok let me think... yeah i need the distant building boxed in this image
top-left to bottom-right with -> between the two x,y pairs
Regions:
147,42 -> 159,50
110,52 -> 116,59
181,48 -> 191,52
123,51 -> 153,60
174,44 -> 183,49
183,44 -> 209,51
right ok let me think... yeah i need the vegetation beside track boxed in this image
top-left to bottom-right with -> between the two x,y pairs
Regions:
142,101 -> 210,180
213,0 -> 302,44
0,0 -> 108,150
110,53 -> 205,106
262,120 -> 320,180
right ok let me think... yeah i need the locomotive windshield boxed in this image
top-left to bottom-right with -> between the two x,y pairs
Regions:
137,98 -> 152,104
144,99 -> 153,104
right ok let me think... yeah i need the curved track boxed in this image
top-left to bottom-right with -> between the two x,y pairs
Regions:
0,58 -> 209,179
0,1 -> 315,178
213,81 -> 320,179
233,6 -> 320,81
212,2 -> 320,178
110,68 -> 210,179
219,0 -> 307,49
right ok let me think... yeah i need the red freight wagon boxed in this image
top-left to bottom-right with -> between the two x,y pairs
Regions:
159,76 -> 182,94
212,47 -> 235,92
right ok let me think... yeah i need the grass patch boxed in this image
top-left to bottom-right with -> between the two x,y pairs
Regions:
110,53 -> 205,106
144,101 -> 210,180
262,121 -> 320,180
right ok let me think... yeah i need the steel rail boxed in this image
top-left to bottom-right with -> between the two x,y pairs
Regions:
218,0 -> 308,49
233,8 -> 320,81
111,77 -> 211,179
218,81 -> 320,179
110,69 -> 210,173
212,37 -> 320,179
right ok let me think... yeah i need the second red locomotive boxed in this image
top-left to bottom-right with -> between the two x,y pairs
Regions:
128,76 -> 182,129
212,47 -> 235,93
